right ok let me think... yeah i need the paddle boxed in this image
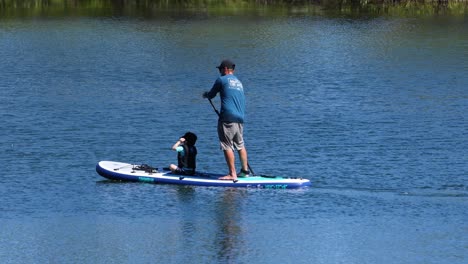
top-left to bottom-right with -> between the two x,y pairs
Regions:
208,98 -> 220,116
207,98 -> 255,175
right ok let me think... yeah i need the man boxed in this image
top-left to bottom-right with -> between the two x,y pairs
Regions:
203,59 -> 250,181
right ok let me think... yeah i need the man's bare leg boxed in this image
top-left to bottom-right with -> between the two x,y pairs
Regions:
238,147 -> 249,173
219,149 -> 237,180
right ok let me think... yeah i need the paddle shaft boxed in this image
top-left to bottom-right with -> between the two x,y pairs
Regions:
208,98 -> 220,116
207,98 -> 255,175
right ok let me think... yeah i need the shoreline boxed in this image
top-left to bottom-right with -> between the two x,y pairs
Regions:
1,0 -> 467,18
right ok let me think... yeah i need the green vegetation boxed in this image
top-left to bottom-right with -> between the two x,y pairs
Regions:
0,0 -> 467,18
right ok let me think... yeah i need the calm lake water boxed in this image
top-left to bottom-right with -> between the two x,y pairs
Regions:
1,8 -> 467,264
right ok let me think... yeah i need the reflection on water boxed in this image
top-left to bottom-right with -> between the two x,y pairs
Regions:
172,186 -> 246,263
214,189 -> 245,263
174,187 -> 247,263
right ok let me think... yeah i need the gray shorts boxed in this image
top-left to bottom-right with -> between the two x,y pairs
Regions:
217,122 -> 245,151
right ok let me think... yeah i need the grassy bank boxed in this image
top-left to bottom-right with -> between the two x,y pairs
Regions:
1,0 -> 467,18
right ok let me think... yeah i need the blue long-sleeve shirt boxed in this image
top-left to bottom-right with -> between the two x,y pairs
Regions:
205,74 -> 245,123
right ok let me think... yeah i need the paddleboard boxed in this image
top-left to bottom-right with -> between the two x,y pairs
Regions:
96,161 -> 311,189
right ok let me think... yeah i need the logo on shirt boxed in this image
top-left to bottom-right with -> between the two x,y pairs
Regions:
228,78 -> 243,91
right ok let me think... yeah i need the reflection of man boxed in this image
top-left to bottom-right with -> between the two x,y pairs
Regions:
203,59 -> 250,181
215,190 -> 243,262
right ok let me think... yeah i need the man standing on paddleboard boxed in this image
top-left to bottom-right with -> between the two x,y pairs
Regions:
203,59 -> 250,181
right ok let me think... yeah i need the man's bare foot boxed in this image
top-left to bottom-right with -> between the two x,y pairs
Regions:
218,175 -> 237,181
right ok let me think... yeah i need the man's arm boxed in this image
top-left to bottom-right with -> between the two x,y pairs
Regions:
203,78 -> 221,99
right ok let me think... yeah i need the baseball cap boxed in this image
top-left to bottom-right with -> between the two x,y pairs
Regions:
216,59 -> 235,70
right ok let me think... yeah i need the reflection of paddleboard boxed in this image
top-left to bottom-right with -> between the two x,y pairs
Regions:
96,161 -> 311,189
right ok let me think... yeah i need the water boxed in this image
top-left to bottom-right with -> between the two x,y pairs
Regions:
1,11 -> 467,264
